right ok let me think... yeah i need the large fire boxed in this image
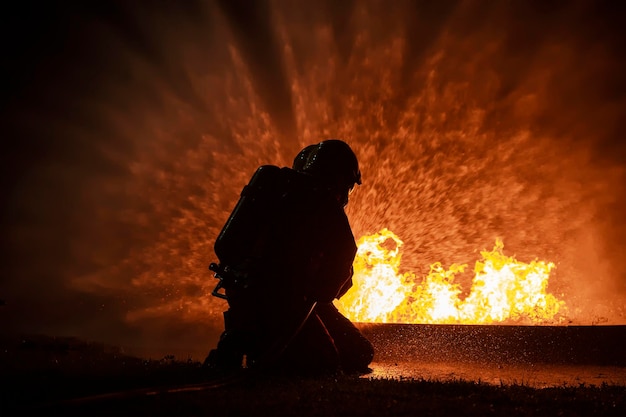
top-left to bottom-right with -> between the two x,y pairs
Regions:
336,229 -> 566,325
7,2 -> 624,359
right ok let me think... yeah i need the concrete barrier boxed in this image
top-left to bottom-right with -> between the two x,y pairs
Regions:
356,324 -> 626,366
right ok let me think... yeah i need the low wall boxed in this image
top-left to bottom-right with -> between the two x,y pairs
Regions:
356,324 -> 626,366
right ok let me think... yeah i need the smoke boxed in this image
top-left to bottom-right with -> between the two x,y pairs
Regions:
1,0 -> 625,357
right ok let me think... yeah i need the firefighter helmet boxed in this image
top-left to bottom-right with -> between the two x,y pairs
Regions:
293,139 -> 361,206
292,144 -> 317,172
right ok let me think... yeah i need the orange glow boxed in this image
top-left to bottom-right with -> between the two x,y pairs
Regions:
52,2 -> 624,348
336,229 -> 566,325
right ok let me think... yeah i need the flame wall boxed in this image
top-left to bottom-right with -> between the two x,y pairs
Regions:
2,0 -> 625,357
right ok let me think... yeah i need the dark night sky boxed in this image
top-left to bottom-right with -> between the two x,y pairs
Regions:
2,0 -> 626,356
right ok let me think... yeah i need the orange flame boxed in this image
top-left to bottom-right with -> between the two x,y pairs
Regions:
336,229 -> 566,324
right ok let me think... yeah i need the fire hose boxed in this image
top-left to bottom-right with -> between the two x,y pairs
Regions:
27,297 -> 317,413
23,264 -> 319,413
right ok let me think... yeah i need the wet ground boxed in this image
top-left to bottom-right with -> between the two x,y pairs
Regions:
366,360 -> 626,388
1,332 -> 624,417
3,325 -> 624,391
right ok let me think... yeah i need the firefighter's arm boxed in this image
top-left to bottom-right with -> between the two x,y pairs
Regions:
308,256 -> 354,302
336,266 -> 354,299
306,199 -> 358,302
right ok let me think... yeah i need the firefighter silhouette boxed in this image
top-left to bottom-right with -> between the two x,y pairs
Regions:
205,139 -> 374,375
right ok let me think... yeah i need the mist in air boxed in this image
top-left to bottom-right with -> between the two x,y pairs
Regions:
2,0 -> 625,357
